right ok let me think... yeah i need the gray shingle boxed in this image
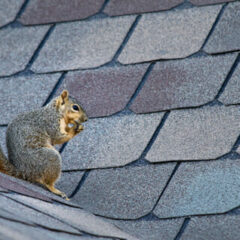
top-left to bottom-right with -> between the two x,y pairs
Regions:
31,16 -> 136,73
57,64 -> 149,118
0,218 -> 54,240
237,146 -> 240,155
146,106 -> 240,162
6,194 -> 137,239
61,113 -> 164,170
130,54 -> 237,113
111,218 -> 184,240
219,63 -> 240,105
0,73 -> 61,124
104,0 -> 183,16
0,26 -> 49,76
0,195 -> 79,234
56,171 -> 84,197
154,158 -> 240,218
72,163 -> 176,219
190,0 -> 235,5
204,2 -> 240,54
118,5 -> 221,64
181,214 -> 240,240
19,0 -> 105,25
0,0 -> 24,27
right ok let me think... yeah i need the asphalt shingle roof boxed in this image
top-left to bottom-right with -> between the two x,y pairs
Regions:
0,0 -> 239,239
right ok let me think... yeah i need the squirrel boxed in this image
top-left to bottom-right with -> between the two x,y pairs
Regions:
0,90 -> 87,200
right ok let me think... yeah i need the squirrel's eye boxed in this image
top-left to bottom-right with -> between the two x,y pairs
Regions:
72,105 -> 79,111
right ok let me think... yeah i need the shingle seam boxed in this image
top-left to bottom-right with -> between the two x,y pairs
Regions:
0,194 -> 82,232
0,208 -> 84,236
150,162 -> 180,212
0,0 -> 29,30
99,0 -> 111,13
69,170 -> 91,198
59,142 -> 68,154
25,24 -> 56,70
141,111 -> 170,158
14,0 -> 31,20
0,209 -> 35,226
216,53 -> 240,100
174,217 -> 190,240
112,15 -> 141,61
42,72 -> 67,106
125,62 -> 155,109
0,194 -> 114,238
231,135 -> 240,153
201,3 -> 226,49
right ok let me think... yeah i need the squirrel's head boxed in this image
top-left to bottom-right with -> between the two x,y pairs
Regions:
56,90 -> 88,125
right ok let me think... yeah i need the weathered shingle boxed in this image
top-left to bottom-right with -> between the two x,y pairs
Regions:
20,0 -> 105,25
31,17 -> 136,73
57,64 -> 149,118
204,2 -> 240,54
7,194 -> 137,239
154,158 -> 240,218
118,5 -> 221,64
72,163 -> 176,219
0,26 -> 49,76
219,61 -> 240,105
0,0 -> 24,27
61,113 -> 164,170
130,54 -> 237,113
181,214 -> 240,240
110,218 -> 184,240
0,73 -> 61,124
104,0 -> 183,16
146,106 -> 240,162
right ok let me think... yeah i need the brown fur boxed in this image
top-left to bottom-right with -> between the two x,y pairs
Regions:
0,90 -> 87,200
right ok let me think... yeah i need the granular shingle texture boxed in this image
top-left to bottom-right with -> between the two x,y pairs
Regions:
118,5 -> 221,64
20,0 -> 105,25
0,0 -> 24,27
0,26 -> 49,76
130,54 -> 237,113
55,171 -> 84,197
0,195 -> 79,234
57,64 -> 149,117
146,106 -> 240,162
111,218 -> 184,240
204,2 -> 240,54
181,214 -> 240,240
104,0 -> 183,16
72,163 -> 176,219
219,62 -> 240,105
8,194 -> 137,240
61,113 -> 164,170
31,16 -> 136,73
190,0 -> 235,5
1,0 -> 240,239
154,158 -> 240,218
0,73 -> 61,124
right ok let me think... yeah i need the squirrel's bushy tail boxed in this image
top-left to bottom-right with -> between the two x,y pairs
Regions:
0,146 -> 8,174
0,145 -> 16,176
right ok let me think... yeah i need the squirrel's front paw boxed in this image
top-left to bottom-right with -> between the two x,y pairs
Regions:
75,123 -> 84,133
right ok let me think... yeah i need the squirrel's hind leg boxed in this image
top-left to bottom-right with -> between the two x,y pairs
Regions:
33,147 -> 69,200
45,182 -> 69,201
37,177 -> 69,201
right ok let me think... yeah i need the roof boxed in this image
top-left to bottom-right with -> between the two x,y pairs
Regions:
0,0 -> 240,239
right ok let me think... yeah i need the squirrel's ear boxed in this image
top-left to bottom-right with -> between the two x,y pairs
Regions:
61,90 -> 69,102
56,90 -> 69,108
